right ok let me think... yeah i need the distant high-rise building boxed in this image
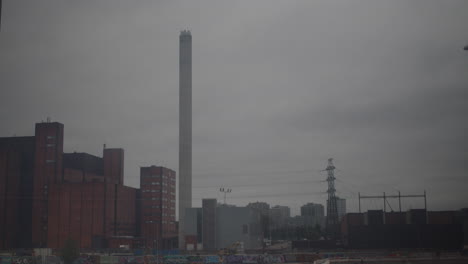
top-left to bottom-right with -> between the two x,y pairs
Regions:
269,205 -> 291,229
300,203 -> 325,227
247,202 -> 270,240
247,201 -> 270,216
336,197 -> 346,220
179,30 -> 192,249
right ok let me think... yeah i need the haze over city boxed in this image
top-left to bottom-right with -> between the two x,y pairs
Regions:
1,0 -> 467,216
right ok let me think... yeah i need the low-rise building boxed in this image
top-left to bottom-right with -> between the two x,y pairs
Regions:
184,199 -> 262,251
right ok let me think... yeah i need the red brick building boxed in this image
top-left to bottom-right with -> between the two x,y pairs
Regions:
0,121 -> 176,250
139,166 -> 177,250
32,122 -> 64,247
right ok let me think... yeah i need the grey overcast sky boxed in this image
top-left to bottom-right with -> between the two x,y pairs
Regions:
1,0 -> 467,216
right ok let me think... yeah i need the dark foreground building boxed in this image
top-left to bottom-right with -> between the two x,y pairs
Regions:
0,136 -> 35,249
0,121 -> 176,250
341,210 -> 465,249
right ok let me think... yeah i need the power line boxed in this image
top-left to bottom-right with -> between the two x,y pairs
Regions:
189,169 -> 324,179
211,191 -> 327,199
2,190 -> 327,201
193,179 -> 326,189
358,191 -> 427,213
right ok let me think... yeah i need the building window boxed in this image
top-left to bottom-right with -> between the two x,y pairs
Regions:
242,224 -> 248,234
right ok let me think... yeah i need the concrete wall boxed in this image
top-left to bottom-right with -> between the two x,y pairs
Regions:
185,208 -> 201,237
202,199 -> 216,250
216,206 -> 261,250
184,207 -> 202,250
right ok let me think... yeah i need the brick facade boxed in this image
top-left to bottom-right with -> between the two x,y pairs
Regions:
0,121 -> 176,250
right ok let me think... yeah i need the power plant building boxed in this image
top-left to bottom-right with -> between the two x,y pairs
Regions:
0,121 -> 177,250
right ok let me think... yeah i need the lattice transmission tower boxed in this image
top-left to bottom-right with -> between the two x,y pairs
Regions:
325,158 -> 339,235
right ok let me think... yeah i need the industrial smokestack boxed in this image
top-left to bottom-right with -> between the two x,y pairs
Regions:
178,30 -> 192,249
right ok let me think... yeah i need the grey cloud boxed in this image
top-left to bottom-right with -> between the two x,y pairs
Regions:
1,0 -> 468,215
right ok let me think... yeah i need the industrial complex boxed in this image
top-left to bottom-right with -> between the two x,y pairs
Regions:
0,121 -> 177,250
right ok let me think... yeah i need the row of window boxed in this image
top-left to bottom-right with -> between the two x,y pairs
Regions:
143,175 -> 161,178
144,213 -> 175,217
144,220 -> 175,224
143,181 -> 175,187
141,190 -> 175,196
162,175 -> 175,181
145,213 -> 158,216
142,175 -> 176,181
142,189 -> 159,193
145,204 -> 175,209
148,197 -> 175,202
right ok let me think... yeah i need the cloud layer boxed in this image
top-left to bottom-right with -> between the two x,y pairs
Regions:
1,0 -> 467,215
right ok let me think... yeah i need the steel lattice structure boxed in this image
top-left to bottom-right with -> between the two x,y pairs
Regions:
325,158 -> 339,235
